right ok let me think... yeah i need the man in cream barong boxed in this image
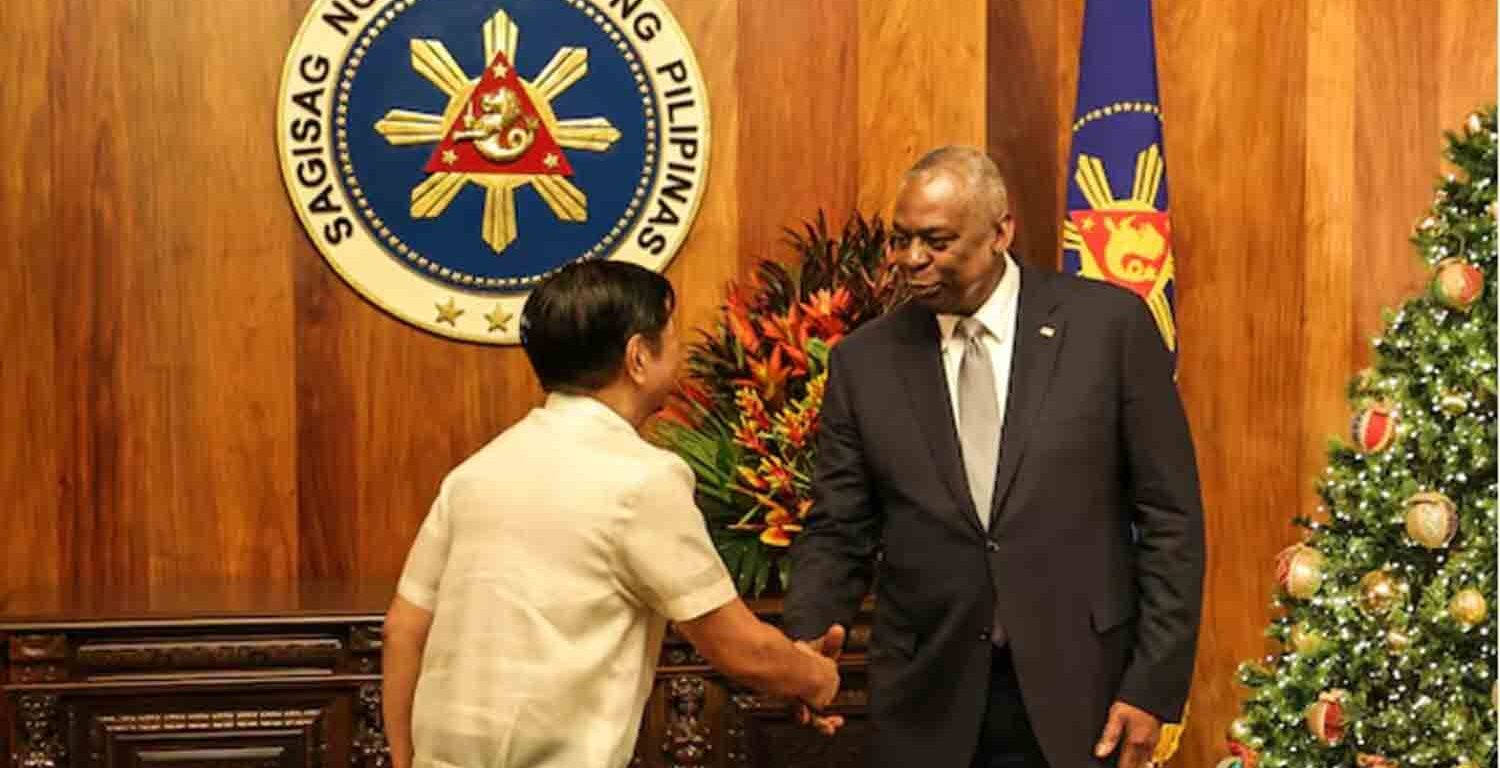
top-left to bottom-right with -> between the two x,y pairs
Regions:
381,261 -> 841,768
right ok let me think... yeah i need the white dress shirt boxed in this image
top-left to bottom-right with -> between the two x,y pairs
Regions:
935,252 -> 1022,478
397,393 -> 736,768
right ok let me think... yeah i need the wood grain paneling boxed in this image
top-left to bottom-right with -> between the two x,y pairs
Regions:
662,0 -> 740,340
987,0 -> 1063,268
1160,3 -> 1313,766
859,0 -> 987,219
1,0 -> 986,592
0,0 -> 67,597
735,0 -> 859,268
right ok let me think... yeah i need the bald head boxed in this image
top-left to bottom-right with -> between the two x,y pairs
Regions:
902,146 -> 1010,223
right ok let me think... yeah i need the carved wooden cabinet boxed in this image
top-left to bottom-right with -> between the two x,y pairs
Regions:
1,584 -> 869,767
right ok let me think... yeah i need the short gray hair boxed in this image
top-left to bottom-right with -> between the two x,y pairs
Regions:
904,146 -> 1010,220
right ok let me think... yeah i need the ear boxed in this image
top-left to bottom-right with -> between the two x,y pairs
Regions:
622,333 -> 650,385
991,212 -> 1017,254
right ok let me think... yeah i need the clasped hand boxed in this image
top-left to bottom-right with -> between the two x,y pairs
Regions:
791,624 -> 846,736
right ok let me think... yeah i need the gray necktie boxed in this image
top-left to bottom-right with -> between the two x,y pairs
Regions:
956,318 -> 1000,528
957,318 -> 1007,647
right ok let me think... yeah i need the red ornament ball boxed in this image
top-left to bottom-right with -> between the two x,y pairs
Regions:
1432,258 -> 1484,312
1305,689 -> 1348,746
1351,402 -> 1397,453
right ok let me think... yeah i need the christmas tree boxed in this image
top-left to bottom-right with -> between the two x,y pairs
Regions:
1223,108 -> 1497,768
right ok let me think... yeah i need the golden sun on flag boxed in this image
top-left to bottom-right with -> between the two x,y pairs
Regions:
1062,143 -> 1177,351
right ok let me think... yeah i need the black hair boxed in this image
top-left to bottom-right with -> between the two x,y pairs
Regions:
520,260 -> 676,392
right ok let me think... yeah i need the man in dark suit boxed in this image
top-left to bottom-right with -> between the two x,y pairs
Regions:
785,147 -> 1204,768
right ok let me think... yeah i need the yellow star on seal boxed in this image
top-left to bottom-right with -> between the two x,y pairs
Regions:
435,298 -> 465,326
441,149 -> 458,166
543,152 -> 560,169
492,62 -> 509,79
485,304 -> 514,332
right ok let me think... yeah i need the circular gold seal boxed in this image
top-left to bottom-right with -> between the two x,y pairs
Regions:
277,0 -> 711,343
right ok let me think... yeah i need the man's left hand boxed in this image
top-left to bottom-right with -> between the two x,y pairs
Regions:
1093,701 -> 1160,768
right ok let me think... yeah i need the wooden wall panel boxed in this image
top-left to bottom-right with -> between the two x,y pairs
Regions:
858,0 -> 988,219
1156,4 -> 1313,767
0,0 -> 987,593
735,0 -> 859,268
987,0 -> 1063,267
0,0 -> 67,596
123,0 -> 302,589
663,0 -> 740,340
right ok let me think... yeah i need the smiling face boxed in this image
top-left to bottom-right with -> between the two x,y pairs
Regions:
888,168 -> 1015,316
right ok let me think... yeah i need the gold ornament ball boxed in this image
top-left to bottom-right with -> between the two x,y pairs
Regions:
1277,545 -> 1326,600
1439,392 -> 1468,415
1404,491 -> 1460,549
1290,623 -> 1328,655
1359,570 -> 1406,615
1449,588 -> 1488,628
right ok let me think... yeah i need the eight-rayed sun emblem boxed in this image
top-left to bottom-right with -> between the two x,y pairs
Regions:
1062,143 -> 1177,351
373,9 -> 622,255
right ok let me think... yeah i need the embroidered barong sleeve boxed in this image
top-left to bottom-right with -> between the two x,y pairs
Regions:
616,456 -> 737,622
397,488 -> 452,611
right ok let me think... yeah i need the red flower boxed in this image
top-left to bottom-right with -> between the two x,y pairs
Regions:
735,465 -> 769,492
748,345 -> 790,403
734,420 -> 769,456
725,287 -> 761,353
760,306 -> 812,374
758,501 -> 804,547
735,388 -> 771,429
802,288 -> 852,338
657,403 -> 694,427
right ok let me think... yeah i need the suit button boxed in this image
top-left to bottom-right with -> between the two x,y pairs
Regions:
985,540 -> 1000,553
978,629 -> 991,641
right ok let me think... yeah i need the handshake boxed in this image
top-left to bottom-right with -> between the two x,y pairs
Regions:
790,623 -> 848,736
673,602 -> 847,736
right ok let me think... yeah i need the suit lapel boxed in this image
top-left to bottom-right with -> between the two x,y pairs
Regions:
891,305 -> 986,538
988,265 -> 1064,528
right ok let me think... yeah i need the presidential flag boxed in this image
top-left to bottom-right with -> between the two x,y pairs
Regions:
1062,0 -> 1177,354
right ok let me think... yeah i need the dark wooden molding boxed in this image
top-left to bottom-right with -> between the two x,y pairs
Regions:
1,588 -> 868,767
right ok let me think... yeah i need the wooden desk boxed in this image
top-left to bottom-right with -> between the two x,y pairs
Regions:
1,583 -> 870,767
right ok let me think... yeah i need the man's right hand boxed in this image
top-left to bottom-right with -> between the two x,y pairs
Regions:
793,624 -> 846,736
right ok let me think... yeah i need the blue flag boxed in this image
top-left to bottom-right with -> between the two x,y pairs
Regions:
1062,0 -> 1177,353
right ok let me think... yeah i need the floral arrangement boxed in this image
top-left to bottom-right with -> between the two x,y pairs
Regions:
651,213 -> 907,596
